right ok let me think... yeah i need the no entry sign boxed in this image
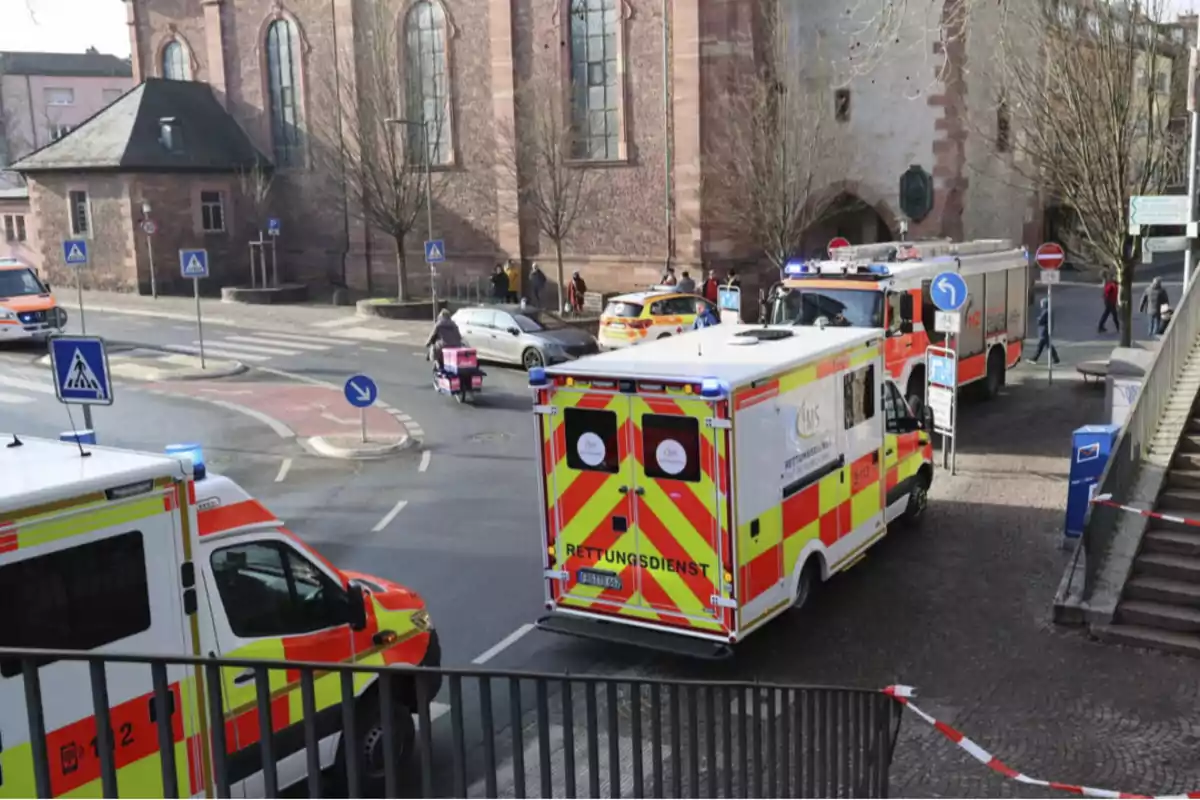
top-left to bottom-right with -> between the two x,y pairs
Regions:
828,237 -> 850,255
1035,242 -> 1065,270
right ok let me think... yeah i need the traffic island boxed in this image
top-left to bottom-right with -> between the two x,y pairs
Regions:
38,348 -> 247,381
356,297 -> 436,320
306,433 -> 412,460
220,283 -> 309,304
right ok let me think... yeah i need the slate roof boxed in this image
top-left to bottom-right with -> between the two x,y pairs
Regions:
11,79 -> 271,174
0,50 -> 132,78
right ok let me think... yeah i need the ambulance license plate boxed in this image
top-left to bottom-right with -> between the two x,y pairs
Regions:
576,568 -> 622,591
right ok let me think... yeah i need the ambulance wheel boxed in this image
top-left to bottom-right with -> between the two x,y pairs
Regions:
902,468 -> 932,526
350,696 -> 416,793
791,559 -> 820,610
982,347 -> 1005,400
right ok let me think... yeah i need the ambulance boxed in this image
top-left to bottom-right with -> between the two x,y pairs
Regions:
0,437 -> 440,797
530,323 -> 934,656
0,259 -> 68,343
768,239 -> 1029,409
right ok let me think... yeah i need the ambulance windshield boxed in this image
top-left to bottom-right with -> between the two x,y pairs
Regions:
770,287 -> 883,328
0,267 -> 47,298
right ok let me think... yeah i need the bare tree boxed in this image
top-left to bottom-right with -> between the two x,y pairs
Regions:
237,162 -> 276,286
310,0 -> 443,301
987,0 -> 1186,345
496,81 -> 599,312
703,4 -> 857,271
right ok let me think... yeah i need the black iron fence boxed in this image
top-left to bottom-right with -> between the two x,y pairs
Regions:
0,647 -> 902,799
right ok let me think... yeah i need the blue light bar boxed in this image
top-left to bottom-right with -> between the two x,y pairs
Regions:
528,366 -> 549,387
783,260 -> 814,277
700,378 -> 729,399
166,442 -> 206,481
865,264 -> 891,275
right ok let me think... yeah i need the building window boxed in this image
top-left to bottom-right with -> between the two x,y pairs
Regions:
162,40 -> 190,80
49,124 -> 73,141
996,99 -> 1010,153
834,89 -> 851,122
568,0 -> 621,160
1155,71 -> 1169,93
102,88 -> 124,105
68,190 -> 90,237
44,87 -> 74,106
404,1 -> 452,165
3,214 -> 26,242
265,18 -> 304,168
200,191 -> 225,232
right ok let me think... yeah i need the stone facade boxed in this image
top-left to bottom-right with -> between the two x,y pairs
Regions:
118,0 -> 1035,299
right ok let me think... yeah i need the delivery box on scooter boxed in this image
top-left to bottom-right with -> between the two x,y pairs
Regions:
443,348 -> 478,373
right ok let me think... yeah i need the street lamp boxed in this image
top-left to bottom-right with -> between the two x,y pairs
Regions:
385,116 -> 436,320
140,199 -> 158,299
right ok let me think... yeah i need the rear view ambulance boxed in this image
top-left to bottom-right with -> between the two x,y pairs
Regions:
531,324 -> 934,656
0,437 -> 439,797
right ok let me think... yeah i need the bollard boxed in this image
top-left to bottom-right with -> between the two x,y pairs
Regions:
60,430 -> 96,446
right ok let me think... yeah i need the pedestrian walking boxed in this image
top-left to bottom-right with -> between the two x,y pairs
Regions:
504,260 -> 521,303
677,271 -> 696,293
528,262 -> 547,308
1027,298 -> 1060,365
490,264 -> 508,302
1098,272 -> 1119,333
1139,277 -> 1169,337
567,271 -> 587,314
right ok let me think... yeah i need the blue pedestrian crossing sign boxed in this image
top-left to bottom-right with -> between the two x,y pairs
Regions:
180,248 -> 209,279
49,335 -> 113,406
424,239 -> 446,264
929,353 -> 956,388
930,271 -> 967,312
63,239 -> 89,267
344,374 -> 378,408
267,217 -> 281,236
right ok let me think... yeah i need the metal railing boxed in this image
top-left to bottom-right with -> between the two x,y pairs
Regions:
0,647 -> 902,799
1077,271 -> 1200,596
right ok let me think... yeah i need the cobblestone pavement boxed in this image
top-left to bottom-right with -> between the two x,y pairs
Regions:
526,370 -> 1200,798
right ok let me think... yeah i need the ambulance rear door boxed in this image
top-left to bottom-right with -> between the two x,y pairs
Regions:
0,482 -> 196,798
542,380 -> 730,637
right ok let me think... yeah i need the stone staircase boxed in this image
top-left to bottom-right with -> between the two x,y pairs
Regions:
1099,415 -> 1200,656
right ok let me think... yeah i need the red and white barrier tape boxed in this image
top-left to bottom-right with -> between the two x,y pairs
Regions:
882,686 -> 1200,799
1089,493 -> 1200,529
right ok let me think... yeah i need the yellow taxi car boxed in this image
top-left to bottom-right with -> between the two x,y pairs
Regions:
597,287 -> 717,350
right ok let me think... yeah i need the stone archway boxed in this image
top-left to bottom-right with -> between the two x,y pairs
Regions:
801,182 -> 901,257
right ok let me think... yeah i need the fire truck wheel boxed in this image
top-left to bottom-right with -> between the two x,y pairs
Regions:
982,347 -> 1005,400
344,693 -> 417,793
791,559 -> 820,610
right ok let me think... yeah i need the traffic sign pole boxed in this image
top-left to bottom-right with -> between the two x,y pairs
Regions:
63,240 -> 93,431
194,277 -> 206,369
180,249 -> 210,369
344,375 -> 379,443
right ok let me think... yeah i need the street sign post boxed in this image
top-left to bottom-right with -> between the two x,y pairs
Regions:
930,271 -> 967,312
344,374 -> 378,443
140,220 -> 159,299
1035,242 -> 1064,386
424,240 -> 445,322
49,334 -> 112,445
926,346 -> 958,474
933,310 -> 961,334
266,218 -> 281,286
267,218 -> 281,236
180,249 -> 210,369
827,236 -> 850,256
1128,195 -> 1190,232
62,238 -> 90,333
424,240 -> 445,263
1040,269 -> 1061,284
717,286 -> 741,323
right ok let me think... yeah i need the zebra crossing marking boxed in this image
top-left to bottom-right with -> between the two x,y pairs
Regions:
164,344 -> 273,363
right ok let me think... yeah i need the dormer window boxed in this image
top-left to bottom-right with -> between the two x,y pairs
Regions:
158,117 -> 182,153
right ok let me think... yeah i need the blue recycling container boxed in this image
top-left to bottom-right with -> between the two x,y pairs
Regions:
1064,424 -> 1121,539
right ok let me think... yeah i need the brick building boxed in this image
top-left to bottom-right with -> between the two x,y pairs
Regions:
13,0 -> 1036,297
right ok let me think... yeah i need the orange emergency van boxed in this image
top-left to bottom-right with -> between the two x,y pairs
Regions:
530,324 -> 934,656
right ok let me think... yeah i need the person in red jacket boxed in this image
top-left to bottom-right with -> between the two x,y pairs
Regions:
702,270 -> 719,304
1098,272 -> 1119,333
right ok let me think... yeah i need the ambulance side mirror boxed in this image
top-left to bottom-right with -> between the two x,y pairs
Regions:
347,583 -> 368,631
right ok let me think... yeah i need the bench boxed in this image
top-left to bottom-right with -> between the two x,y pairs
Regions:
1076,360 -> 1108,385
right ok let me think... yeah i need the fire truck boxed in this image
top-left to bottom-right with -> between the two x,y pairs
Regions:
768,239 -> 1029,409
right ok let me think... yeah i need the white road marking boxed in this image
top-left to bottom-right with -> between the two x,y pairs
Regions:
472,624 -> 536,665
372,500 -> 409,532
275,457 -> 293,483
312,317 -> 364,329
330,326 -> 407,342
0,391 -> 35,404
320,411 -> 359,425
240,330 -> 340,345
362,346 -> 388,353
206,399 -> 296,438
164,344 -> 272,363
203,340 -> 300,356
225,335 -> 330,352
0,375 -> 54,394
418,450 -> 431,472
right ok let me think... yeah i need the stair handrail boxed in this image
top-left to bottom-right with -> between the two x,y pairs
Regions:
1079,267 -> 1200,598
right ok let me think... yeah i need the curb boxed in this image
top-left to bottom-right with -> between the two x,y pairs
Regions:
305,434 -> 414,460
35,350 -> 248,382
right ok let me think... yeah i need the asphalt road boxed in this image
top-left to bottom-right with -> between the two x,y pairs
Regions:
4,278 -> 1198,796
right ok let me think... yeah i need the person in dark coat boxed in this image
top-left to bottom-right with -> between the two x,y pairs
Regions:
1027,298 -> 1060,365
528,262 -> 547,308
1098,272 -> 1119,333
490,264 -> 509,302
567,271 -> 587,313
1139,277 -> 1169,337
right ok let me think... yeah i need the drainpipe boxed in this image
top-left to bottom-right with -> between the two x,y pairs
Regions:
662,0 -> 674,267
25,75 -> 37,149
331,0 -> 351,289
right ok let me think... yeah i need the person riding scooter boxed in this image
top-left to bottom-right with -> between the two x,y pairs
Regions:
425,308 -> 464,372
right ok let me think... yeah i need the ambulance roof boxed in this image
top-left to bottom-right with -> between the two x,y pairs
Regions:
0,435 -> 189,512
546,324 -> 878,386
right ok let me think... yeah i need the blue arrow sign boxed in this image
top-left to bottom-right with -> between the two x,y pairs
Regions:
267,217 -> 281,235
928,354 -> 956,388
930,271 -> 967,312
49,335 -> 113,406
179,249 -> 209,279
63,239 -> 89,267
424,239 -> 446,264
344,374 -> 378,408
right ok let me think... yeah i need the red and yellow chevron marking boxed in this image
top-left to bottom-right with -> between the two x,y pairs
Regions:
885,430 -> 930,495
540,389 -> 731,635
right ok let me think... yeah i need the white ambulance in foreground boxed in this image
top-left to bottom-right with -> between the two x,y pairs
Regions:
0,437 -> 439,797
530,323 -> 935,657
